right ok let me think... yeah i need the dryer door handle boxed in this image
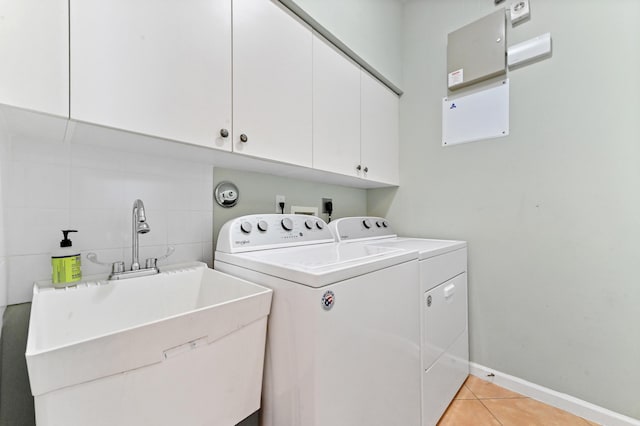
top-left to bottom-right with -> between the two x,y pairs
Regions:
443,283 -> 456,298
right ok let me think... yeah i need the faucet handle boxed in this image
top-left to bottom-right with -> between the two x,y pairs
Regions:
143,246 -> 175,270
112,261 -> 126,274
156,246 -> 175,262
87,252 -> 106,265
87,253 -> 126,274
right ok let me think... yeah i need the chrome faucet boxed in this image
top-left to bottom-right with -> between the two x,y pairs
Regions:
131,199 -> 150,270
86,199 -> 174,280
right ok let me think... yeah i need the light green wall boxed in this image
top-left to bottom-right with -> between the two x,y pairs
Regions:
369,0 -> 640,419
286,0 -> 404,88
213,168 -> 367,250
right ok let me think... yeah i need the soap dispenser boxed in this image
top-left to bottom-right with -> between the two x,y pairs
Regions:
51,230 -> 82,287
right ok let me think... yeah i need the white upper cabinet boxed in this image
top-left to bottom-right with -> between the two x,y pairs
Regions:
312,34 -> 361,177
0,0 -> 69,117
361,72 -> 400,185
233,0 -> 313,167
70,0 -> 232,151
1,0 -> 399,187
313,34 -> 399,185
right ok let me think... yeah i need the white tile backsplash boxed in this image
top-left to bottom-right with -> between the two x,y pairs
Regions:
5,208 -> 69,255
7,254 -> 51,304
69,208 -> 128,251
122,154 -> 199,180
9,137 -> 71,166
70,167 -> 126,209
121,174 -> 171,212
1,133 -> 214,304
169,243 -> 207,265
166,178 -> 194,210
167,210 -> 212,245
137,209 -> 168,247
5,161 -> 70,209
166,177 -> 214,212
71,143 -> 124,172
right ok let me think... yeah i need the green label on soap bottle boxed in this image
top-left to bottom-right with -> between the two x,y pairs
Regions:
52,255 -> 82,285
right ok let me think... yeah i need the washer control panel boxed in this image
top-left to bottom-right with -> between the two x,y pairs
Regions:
217,214 -> 334,253
328,216 -> 396,242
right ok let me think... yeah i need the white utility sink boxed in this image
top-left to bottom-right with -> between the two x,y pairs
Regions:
26,262 -> 272,426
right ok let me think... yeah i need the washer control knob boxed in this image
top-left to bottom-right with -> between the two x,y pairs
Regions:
362,219 -> 372,229
240,221 -> 252,234
376,220 -> 383,228
257,220 -> 268,232
305,219 -> 314,230
281,217 -> 294,231
382,221 -> 389,228
316,221 -> 325,230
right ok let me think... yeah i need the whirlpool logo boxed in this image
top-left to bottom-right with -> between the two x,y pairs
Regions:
235,240 -> 250,245
321,290 -> 335,311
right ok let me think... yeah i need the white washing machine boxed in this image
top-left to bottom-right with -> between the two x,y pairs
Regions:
329,217 -> 469,426
215,214 -> 422,426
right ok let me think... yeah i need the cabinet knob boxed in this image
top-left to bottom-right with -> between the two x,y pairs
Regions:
356,165 -> 362,171
220,128 -> 229,138
364,166 -> 369,173
240,134 -> 248,143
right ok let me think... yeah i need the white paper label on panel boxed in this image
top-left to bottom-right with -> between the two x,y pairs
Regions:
448,69 -> 464,88
442,79 -> 509,146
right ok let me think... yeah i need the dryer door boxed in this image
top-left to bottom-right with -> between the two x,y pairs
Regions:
422,272 -> 467,370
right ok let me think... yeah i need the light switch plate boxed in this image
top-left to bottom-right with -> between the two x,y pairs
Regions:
510,0 -> 530,25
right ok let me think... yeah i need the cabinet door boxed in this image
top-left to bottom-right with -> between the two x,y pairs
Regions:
70,0 -> 232,150
0,0 -> 68,117
233,0 -> 312,167
361,72 -> 400,185
312,34 -> 361,177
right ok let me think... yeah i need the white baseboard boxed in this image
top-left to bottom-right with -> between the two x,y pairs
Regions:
469,362 -> 640,426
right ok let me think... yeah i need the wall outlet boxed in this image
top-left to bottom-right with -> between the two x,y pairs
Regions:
276,195 -> 286,213
322,198 -> 333,213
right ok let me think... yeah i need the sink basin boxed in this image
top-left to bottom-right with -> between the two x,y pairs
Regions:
26,262 -> 272,426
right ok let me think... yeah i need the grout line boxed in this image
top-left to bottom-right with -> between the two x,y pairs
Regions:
456,376 -> 603,426
463,383 -> 480,400
458,380 -> 504,426
477,398 -> 505,426
466,375 -> 527,400
478,396 -> 528,400
459,384 -> 477,400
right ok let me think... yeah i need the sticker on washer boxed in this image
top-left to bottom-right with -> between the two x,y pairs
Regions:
321,290 -> 335,310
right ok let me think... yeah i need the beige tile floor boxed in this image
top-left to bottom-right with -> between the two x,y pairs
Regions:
438,375 -> 600,426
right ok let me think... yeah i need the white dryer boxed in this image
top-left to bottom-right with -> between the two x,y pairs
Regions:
329,217 -> 469,426
215,214 -> 421,426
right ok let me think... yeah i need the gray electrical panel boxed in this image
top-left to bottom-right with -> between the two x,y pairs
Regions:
447,10 -> 506,90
